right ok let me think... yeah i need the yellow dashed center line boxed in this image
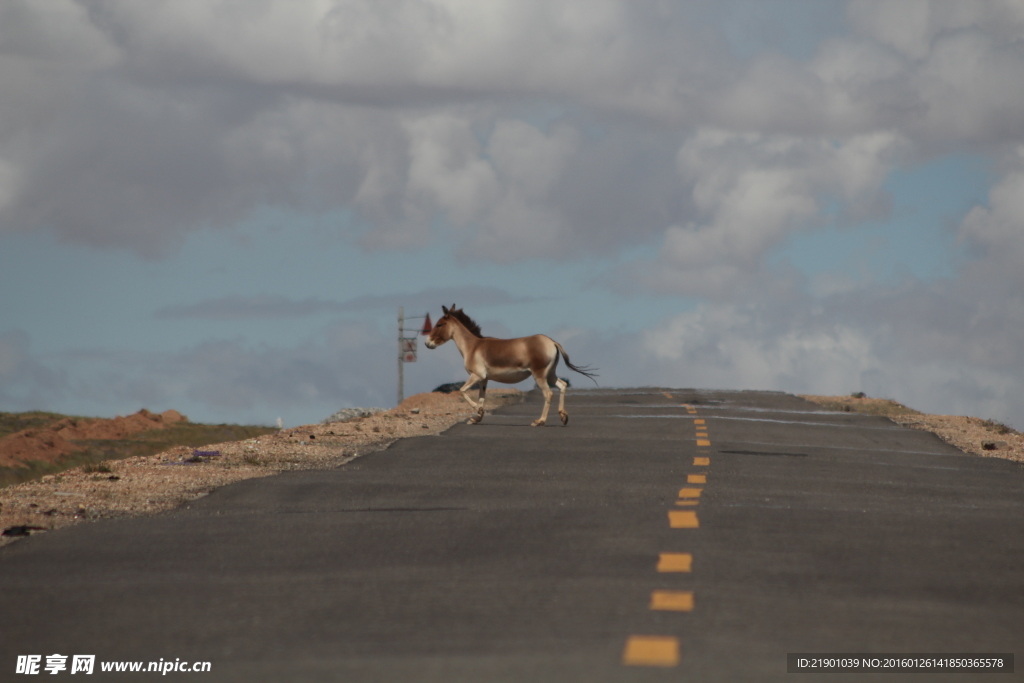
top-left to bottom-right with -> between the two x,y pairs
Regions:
622,636 -> 680,666
657,552 -> 693,572
668,510 -> 700,528
650,590 -> 694,612
625,398 -> 714,669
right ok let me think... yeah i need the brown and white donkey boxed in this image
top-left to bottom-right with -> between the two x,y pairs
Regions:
424,305 -> 598,426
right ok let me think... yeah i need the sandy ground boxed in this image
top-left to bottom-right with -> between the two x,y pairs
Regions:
0,390 -> 521,547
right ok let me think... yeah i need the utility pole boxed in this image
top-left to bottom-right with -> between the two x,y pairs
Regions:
397,306 -> 404,406
397,307 -> 429,407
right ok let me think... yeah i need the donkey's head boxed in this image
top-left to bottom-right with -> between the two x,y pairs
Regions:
424,304 -> 482,349
424,304 -> 458,349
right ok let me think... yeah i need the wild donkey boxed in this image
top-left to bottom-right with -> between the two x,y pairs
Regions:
424,305 -> 598,426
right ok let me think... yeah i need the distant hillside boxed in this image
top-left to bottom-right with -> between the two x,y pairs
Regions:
0,409 -> 278,488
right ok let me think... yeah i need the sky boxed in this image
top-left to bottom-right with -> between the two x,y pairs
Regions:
2,0 -> 1023,429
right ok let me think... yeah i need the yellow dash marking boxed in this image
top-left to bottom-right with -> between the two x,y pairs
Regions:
663,392 -> 674,399
696,439 -> 711,447
668,510 -> 699,528
693,457 -> 710,466
696,431 -> 708,438
687,474 -> 706,484
675,500 -> 699,506
622,636 -> 679,667
678,487 -> 702,498
650,590 -> 694,612
694,419 -> 705,425
657,552 -> 692,572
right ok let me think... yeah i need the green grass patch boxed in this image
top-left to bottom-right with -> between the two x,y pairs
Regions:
1,416 -> 278,489
0,410 -> 87,439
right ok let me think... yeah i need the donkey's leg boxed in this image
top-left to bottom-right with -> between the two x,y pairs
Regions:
532,373 -> 554,427
467,379 -> 488,424
459,375 -> 482,409
554,376 -> 569,425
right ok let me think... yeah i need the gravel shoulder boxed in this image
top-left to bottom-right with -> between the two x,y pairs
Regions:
800,394 -> 1024,464
0,390 -> 522,548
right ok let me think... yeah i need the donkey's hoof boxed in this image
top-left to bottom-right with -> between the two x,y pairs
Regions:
467,415 -> 482,425
559,411 -> 569,425
531,419 -> 546,427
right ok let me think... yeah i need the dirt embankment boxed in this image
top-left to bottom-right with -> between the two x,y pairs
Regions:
0,390 -> 522,547
0,409 -> 187,469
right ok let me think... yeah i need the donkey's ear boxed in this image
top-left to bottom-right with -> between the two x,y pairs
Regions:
441,305 -> 449,315
451,302 -> 457,311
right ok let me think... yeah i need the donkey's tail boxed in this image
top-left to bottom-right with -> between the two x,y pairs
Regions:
553,341 -> 599,386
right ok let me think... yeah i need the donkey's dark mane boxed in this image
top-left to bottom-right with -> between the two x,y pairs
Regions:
450,308 -> 483,337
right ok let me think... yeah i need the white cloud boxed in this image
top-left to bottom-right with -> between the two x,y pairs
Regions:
403,113 -> 501,229
639,304 -> 875,395
2,0 -> 1020,261
0,0 -> 118,68
0,1 -> 700,256
846,0 -> 1024,60
705,1 -> 1024,145
958,147 -> 1024,281
843,0 -> 1024,145
619,129 -> 905,298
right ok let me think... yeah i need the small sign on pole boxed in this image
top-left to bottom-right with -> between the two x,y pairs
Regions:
401,338 -> 417,362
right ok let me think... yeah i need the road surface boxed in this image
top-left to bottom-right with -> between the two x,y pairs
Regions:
2,389 -> 1021,681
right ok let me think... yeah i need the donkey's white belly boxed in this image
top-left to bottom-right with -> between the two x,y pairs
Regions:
487,368 -> 532,384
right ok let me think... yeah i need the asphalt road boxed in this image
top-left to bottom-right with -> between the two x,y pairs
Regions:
2,389 -> 1021,681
